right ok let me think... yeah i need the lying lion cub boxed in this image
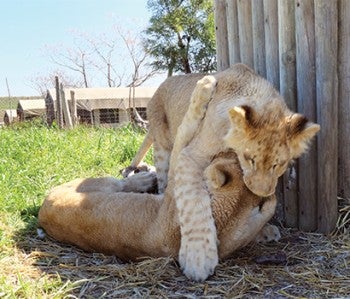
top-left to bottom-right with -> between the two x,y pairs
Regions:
38,151 -> 277,265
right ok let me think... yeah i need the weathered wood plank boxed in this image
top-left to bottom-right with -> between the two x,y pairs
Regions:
226,0 -> 240,65
237,0 -> 254,68
338,0 -> 350,198
215,0 -> 230,71
264,0 -> 279,90
295,0 -> 318,231
70,90 -> 78,126
251,0 -> 266,77
45,92 -> 55,127
263,0 -> 284,222
60,84 -> 73,129
55,76 -> 63,129
315,0 -> 338,233
278,0 -> 298,228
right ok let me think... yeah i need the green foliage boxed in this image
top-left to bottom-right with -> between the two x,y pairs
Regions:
144,0 -> 216,76
0,122 -> 152,296
0,123 -> 151,214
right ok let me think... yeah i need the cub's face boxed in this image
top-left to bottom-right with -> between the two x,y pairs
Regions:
224,105 -> 320,197
235,130 -> 291,197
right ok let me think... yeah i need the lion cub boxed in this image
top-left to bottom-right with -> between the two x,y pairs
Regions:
38,152 -> 277,277
127,64 -> 319,281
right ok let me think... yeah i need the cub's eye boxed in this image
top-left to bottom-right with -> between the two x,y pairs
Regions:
272,164 -> 278,170
249,158 -> 255,167
244,153 -> 253,162
243,153 -> 255,168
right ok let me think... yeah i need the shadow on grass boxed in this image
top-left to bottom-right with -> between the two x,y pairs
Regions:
12,207 -> 183,298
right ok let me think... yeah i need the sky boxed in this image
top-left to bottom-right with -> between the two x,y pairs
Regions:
0,0 -> 161,97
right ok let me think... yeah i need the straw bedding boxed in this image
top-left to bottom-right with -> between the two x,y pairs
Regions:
8,196 -> 347,298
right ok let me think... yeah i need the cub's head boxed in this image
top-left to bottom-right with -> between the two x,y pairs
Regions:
224,105 -> 320,197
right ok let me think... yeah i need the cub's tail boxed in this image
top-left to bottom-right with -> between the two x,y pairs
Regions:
130,131 -> 153,167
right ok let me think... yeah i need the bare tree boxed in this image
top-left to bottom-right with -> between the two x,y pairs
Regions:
29,69 -> 83,96
42,23 -> 163,92
110,26 -> 161,125
46,41 -> 93,88
114,26 -> 160,88
86,34 -> 124,87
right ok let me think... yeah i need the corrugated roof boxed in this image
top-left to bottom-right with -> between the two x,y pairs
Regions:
47,87 -> 157,111
18,99 -> 46,111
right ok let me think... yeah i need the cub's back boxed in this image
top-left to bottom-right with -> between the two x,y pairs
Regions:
145,64 -> 277,153
147,73 -> 205,147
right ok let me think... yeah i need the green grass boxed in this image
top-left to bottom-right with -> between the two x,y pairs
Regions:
0,120 -> 152,297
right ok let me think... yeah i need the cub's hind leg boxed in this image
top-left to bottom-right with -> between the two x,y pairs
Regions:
153,141 -> 171,194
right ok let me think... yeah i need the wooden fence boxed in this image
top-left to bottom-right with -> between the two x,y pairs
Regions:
214,0 -> 349,233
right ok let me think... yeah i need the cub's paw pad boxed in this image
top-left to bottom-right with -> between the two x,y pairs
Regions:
179,238 -> 218,281
255,224 -> 281,243
120,162 -> 156,178
124,171 -> 158,193
192,75 -> 217,108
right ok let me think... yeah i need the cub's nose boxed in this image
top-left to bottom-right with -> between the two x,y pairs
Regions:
244,176 -> 276,197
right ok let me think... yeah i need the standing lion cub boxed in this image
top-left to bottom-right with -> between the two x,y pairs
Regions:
126,64 -> 320,280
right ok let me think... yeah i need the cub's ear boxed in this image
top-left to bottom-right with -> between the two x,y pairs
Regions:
228,105 -> 257,128
205,164 -> 227,189
287,114 -> 320,158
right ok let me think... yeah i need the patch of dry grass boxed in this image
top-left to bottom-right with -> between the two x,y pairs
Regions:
7,222 -> 349,298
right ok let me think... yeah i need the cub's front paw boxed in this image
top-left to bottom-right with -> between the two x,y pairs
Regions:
123,171 -> 157,193
179,237 -> 218,281
195,75 -> 217,103
192,75 -> 217,111
255,224 -> 281,243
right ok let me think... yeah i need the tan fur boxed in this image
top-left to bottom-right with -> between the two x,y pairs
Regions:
39,66 -> 320,282
130,63 -> 320,196
130,65 -> 318,280
38,152 -> 276,268
255,223 -> 281,243
38,76 -> 278,282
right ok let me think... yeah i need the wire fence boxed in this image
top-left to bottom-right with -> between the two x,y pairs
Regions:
0,89 -> 151,128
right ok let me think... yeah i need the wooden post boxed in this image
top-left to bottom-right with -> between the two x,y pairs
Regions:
338,0 -> 350,198
315,0 -> 338,233
215,0 -> 230,71
237,0 -> 253,68
251,0 -> 266,77
264,0 -> 279,90
45,90 -> 55,127
60,84 -> 73,129
215,0 -> 343,233
55,76 -> 63,129
70,90 -> 78,126
295,0 -> 318,231
226,0 -> 240,65
263,0 -> 283,219
93,110 -> 100,126
278,0 -> 298,228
